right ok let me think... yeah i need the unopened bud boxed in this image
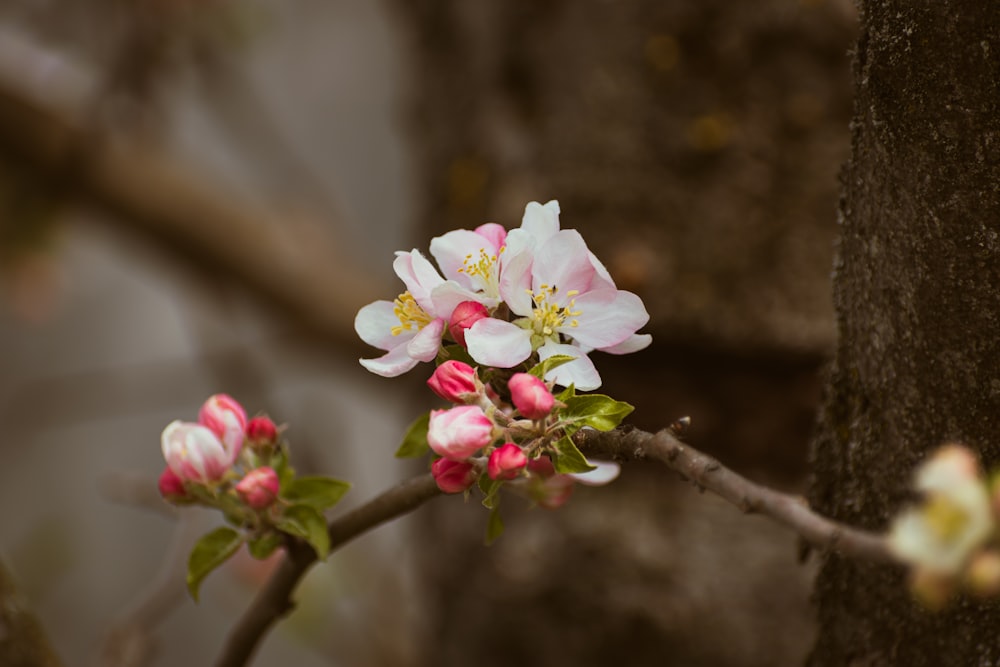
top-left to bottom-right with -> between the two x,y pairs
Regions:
158,466 -> 188,502
508,373 -> 554,420
427,360 -> 480,404
246,416 -> 280,454
448,301 -> 489,348
431,458 -> 478,494
235,467 -> 280,510
161,420 -> 236,483
198,394 -> 247,456
488,443 -> 528,481
427,405 -> 495,461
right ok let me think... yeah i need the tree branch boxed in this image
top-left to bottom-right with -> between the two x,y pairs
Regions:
215,473 -> 441,667
575,426 -> 893,563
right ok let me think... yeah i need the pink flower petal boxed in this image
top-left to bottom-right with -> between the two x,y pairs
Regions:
466,318 -> 533,368
498,250 -> 534,316
360,344 -> 421,377
533,230 -> 595,298
430,229 -> 494,290
405,318 -> 446,362
475,222 -> 507,249
600,333 -> 652,355
564,289 -> 649,349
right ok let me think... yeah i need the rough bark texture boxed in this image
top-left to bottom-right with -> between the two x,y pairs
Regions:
809,2 -> 1000,665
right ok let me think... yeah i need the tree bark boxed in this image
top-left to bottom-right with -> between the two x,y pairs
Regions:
810,2 -> 1000,665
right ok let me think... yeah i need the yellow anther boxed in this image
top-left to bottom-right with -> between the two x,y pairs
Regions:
391,291 -> 433,336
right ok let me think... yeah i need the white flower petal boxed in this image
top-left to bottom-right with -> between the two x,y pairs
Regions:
600,333 -> 652,355
569,460 -> 621,486
498,249 -> 534,316
406,318 -> 446,362
360,344 -> 421,377
355,300 -> 409,350
520,200 -> 561,244
533,230 -> 596,297
466,318 -> 533,368
430,229 -> 493,290
538,343 -> 601,390
431,281 -> 496,319
564,289 -> 649,349
394,250 -> 444,312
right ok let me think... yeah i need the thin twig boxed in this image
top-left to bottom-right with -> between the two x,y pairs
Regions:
574,427 -> 893,563
215,474 -> 441,667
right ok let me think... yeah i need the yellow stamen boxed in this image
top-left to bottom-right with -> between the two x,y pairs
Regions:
391,291 -> 433,336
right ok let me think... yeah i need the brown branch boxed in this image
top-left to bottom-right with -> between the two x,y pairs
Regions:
575,427 -> 893,563
215,473 -> 441,667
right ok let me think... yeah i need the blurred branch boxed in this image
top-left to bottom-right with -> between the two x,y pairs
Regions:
0,48 -> 388,355
0,558 -> 64,667
215,474 -> 441,667
217,425 -> 893,667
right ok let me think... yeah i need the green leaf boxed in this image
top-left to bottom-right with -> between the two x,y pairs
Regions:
395,412 -> 431,459
478,474 -> 502,510
551,435 -> 596,474
527,354 -> 576,379
437,344 -> 476,366
187,527 -> 244,602
560,394 -> 634,431
247,532 -> 284,560
281,476 -> 351,511
276,504 -> 330,560
485,506 -> 504,545
554,384 -> 576,402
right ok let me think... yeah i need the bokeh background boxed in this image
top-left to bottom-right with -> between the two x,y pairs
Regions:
0,1 -> 856,665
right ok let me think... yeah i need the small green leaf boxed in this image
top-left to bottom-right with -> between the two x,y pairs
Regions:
560,394 -> 634,431
478,474 -> 502,509
247,532 -> 284,560
187,527 -> 244,602
437,344 -> 476,366
485,506 -> 504,545
395,412 -> 431,459
281,476 -> 351,511
277,504 -> 330,560
551,435 -> 597,474
527,354 -> 576,379
554,384 -> 576,402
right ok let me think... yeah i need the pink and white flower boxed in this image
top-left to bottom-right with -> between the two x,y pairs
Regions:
430,223 -> 508,305
161,420 -> 239,484
465,226 -> 650,390
488,443 -> 528,481
508,372 -> 554,420
427,405 -> 495,461
431,458 -> 479,494
198,394 -> 247,457
236,466 -> 281,510
356,250 -> 484,377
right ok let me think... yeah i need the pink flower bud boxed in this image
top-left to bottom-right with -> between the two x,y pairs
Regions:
431,458 -> 478,494
158,466 -> 188,502
508,373 -> 554,420
488,443 -> 528,480
427,405 -> 494,460
198,394 -> 247,457
527,455 -> 556,478
161,420 -> 236,483
448,301 -> 490,347
246,416 -> 279,453
427,360 -> 480,403
235,467 -> 280,510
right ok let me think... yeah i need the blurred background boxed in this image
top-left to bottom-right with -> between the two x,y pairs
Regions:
0,1 -> 856,665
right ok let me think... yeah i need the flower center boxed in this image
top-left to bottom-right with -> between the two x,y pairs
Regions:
458,247 -> 504,296
526,284 -> 581,344
925,495 -> 970,541
392,291 -> 433,336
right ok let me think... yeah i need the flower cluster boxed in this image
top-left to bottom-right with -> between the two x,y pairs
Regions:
157,394 -> 349,600
359,202 -> 648,539
355,200 -> 650,391
888,444 -> 1000,607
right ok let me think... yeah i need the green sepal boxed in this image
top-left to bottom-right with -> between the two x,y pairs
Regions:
395,412 -> 431,459
247,532 -> 284,560
551,435 -> 596,474
186,527 -> 245,602
437,344 -> 476,367
478,474 -> 502,510
281,476 -> 351,511
485,506 -> 504,545
276,504 -> 330,560
560,394 -> 634,431
527,354 -> 576,380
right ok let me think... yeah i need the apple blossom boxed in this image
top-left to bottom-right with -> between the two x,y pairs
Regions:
430,223 -> 508,305
488,443 -> 528,481
888,444 -> 993,576
199,394 -> 247,456
427,405 -> 495,461
465,227 -> 650,390
356,249 -> 484,377
431,458 -> 479,494
246,416 -> 280,453
162,420 -> 237,483
236,467 -> 280,510
427,360 -> 480,404
508,373 -> 554,420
